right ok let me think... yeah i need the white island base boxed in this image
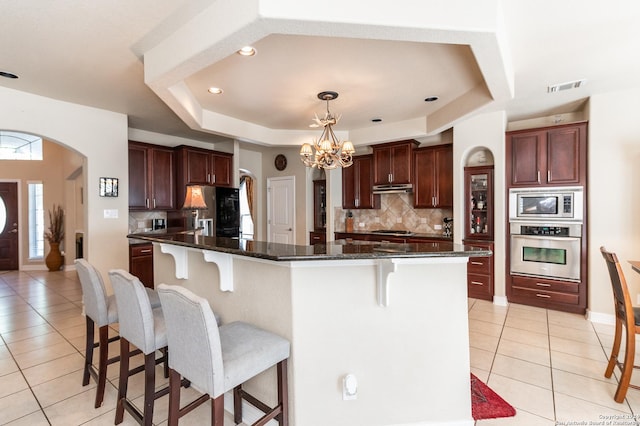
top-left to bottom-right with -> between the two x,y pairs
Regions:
153,244 -> 473,426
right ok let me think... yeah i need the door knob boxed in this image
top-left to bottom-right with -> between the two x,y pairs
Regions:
288,228 -> 292,231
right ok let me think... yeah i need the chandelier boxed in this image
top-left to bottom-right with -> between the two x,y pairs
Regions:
300,91 -> 355,169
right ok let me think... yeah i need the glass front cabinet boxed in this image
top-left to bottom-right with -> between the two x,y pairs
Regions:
463,165 -> 494,301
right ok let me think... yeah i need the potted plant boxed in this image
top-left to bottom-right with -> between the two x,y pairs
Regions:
44,204 -> 65,271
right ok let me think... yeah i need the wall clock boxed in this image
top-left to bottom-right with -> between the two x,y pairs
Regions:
275,154 -> 287,171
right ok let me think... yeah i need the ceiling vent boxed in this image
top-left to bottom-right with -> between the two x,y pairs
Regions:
547,79 -> 587,93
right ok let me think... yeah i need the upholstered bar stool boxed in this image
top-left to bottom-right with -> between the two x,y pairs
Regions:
157,283 -> 290,426
109,269 -> 170,426
75,259 -> 161,408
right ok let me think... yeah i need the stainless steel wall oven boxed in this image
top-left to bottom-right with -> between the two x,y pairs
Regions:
509,222 -> 582,281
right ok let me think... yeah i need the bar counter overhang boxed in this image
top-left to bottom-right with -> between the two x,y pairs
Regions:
128,231 -> 491,426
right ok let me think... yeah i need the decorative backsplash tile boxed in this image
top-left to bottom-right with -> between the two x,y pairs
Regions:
128,211 -> 167,233
334,193 -> 452,235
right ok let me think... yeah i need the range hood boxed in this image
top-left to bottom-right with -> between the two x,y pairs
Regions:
372,183 -> 413,194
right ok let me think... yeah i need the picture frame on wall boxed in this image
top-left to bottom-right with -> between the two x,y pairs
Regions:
99,177 -> 119,197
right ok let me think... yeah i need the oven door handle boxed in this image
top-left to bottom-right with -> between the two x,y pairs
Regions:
511,234 -> 580,242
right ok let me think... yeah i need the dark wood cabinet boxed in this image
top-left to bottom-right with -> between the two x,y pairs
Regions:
413,144 -> 453,208
464,166 -> 493,240
129,243 -> 154,288
313,180 -> 326,231
463,240 -> 494,301
175,145 -> 233,208
373,140 -> 418,185
309,231 -> 326,245
342,155 -> 380,209
507,122 -> 587,187
128,141 -> 175,211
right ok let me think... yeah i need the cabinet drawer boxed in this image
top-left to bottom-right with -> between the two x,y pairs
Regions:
510,286 -> 579,305
309,232 -> 326,245
130,244 -> 153,257
468,273 -> 491,290
468,256 -> 492,274
511,275 -> 579,293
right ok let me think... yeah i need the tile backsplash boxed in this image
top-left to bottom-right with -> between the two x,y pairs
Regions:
128,211 -> 167,233
334,193 -> 452,235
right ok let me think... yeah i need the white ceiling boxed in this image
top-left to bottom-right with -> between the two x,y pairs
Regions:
2,1 -> 640,148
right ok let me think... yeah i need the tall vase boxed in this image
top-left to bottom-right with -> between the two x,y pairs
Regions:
46,242 -> 63,271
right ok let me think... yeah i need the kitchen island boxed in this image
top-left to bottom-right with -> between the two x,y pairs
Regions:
129,232 -> 490,426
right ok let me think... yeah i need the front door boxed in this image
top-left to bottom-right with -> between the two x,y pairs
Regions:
0,182 -> 19,270
267,176 -> 295,244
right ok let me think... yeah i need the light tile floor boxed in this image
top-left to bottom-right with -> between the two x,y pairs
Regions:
1,269 -> 639,425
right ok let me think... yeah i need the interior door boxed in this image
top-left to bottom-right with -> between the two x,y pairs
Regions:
0,182 -> 19,270
267,177 -> 295,244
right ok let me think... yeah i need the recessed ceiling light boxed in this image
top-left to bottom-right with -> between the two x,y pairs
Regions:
208,87 -> 223,94
371,118 -> 383,123
0,71 -> 18,79
547,79 -> 587,93
424,96 -> 439,102
237,46 -> 256,56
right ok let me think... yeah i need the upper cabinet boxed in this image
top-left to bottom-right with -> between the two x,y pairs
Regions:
175,145 -> 233,207
342,155 -> 380,209
507,122 -> 587,187
373,140 -> 419,185
413,144 -> 453,208
128,141 -> 175,211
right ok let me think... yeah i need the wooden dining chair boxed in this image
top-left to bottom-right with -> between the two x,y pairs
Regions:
600,246 -> 640,402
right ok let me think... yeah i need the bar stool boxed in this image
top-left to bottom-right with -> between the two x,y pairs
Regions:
157,283 -> 290,426
75,259 -> 161,408
109,269 -> 170,426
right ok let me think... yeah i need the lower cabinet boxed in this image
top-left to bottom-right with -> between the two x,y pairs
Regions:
309,231 -> 326,245
463,240 -> 494,301
509,275 -> 580,308
129,243 -> 154,288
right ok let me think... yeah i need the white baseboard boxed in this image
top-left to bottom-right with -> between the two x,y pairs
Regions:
587,309 -> 615,325
493,295 -> 508,306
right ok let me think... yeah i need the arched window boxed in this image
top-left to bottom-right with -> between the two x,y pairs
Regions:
0,131 -> 43,160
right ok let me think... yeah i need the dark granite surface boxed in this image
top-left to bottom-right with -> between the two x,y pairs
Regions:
127,230 -> 490,262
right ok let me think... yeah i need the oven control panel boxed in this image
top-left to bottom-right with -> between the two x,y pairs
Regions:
520,226 -> 569,236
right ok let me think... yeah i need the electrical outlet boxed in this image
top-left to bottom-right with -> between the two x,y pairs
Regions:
434,224 -> 442,230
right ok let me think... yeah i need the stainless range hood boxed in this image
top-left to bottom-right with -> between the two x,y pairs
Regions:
372,183 -> 413,194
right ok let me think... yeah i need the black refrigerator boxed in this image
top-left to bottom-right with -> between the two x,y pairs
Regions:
214,186 -> 240,237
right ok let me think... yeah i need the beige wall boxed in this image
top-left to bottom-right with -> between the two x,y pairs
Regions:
587,88 -> 640,318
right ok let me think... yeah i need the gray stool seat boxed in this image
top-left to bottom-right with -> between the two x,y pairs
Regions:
157,283 -> 290,426
75,259 -> 160,409
109,269 -> 170,426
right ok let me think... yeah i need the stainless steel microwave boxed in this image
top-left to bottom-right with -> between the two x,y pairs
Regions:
509,186 -> 583,221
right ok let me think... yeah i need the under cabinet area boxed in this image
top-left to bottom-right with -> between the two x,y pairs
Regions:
129,243 -> 154,288
128,141 -> 175,211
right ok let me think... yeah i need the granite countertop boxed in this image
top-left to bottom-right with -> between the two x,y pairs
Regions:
127,231 -> 490,262
334,230 -> 453,241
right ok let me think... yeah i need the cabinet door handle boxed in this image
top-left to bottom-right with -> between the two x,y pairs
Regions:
537,170 -> 541,183
140,249 -> 152,254
535,282 -> 551,287
548,170 -> 551,182
212,174 -> 216,183
207,173 -> 211,183
471,261 -> 484,265
388,173 -> 392,183
153,199 -> 156,208
471,281 -> 483,286
145,198 -> 149,209
535,293 -> 551,298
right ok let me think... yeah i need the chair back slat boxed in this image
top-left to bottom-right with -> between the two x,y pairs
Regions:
157,283 -> 224,396
109,269 -> 157,354
601,247 -> 634,322
75,259 -> 110,326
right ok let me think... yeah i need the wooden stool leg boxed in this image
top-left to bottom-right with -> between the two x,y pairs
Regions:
606,317 -> 623,378
143,353 -> 156,426
167,368 -> 181,426
614,325 -> 636,403
94,325 -> 109,408
83,316 -> 95,386
278,359 -> 289,426
212,395 -> 224,426
233,385 -> 242,424
115,338 -> 130,425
